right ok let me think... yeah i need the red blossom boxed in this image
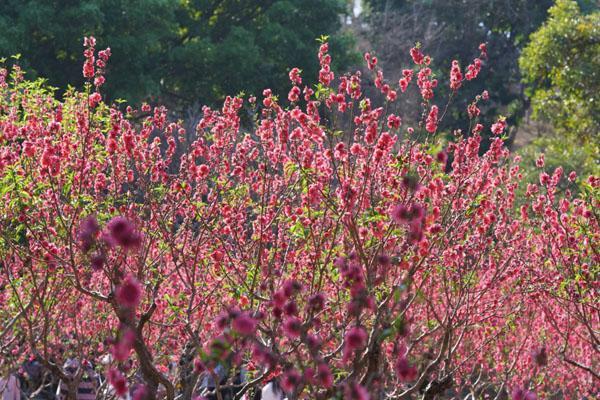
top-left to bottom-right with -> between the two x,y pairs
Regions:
410,47 -> 425,65
425,105 -> 439,133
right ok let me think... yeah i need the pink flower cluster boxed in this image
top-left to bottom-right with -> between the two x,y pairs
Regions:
83,36 -> 111,107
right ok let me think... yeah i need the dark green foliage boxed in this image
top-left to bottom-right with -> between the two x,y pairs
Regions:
165,0 -> 356,107
0,0 -> 178,102
0,0 -> 355,107
520,0 -> 600,143
518,0 -> 599,192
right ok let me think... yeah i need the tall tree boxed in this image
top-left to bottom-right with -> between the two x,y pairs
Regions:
0,0 -> 355,107
165,0 -> 356,107
520,0 -> 599,144
517,0 -> 599,193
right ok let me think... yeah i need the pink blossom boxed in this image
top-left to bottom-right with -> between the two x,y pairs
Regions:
344,326 -> 367,352
232,312 -> 257,336
449,60 -> 463,90
107,216 -> 142,249
288,67 -> 302,85
491,118 -> 507,135
88,92 -> 102,108
282,317 -> 302,338
281,369 -> 301,392
425,105 -> 439,133
116,275 -> 142,309
410,47 -> 424,65
108,368 -> 128,397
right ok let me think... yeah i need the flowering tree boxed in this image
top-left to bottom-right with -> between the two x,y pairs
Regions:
0,36 -> 597,400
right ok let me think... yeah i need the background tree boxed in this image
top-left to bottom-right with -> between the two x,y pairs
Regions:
0,0 -> 355,108
166,0 -> 356,108
360,0 -> 597,148
519,0 -> 599,144
517,0 -> 599,194
0,0 -> 178,103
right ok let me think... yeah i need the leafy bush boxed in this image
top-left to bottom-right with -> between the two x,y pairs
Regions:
520,0 -> 600,143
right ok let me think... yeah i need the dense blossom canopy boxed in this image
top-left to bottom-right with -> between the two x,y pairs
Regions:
0,37 -> 598,400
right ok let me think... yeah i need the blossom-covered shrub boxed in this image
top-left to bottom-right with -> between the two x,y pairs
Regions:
0,37 -> 597,399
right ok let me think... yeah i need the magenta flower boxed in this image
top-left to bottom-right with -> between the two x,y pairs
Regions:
334,256 -> 347,269
283,301 -> 298,316
407,221 -> 424,244
79,215 -> 100,252
408,203 -> 426,220
107,216 -> 142,249
401,174 -> 421,192
530,346 -> 548,367
305,334 -> 322,351
193,359 -> 205,374
512,387 -> 537,400
107,368 -> 128,397
376,254 -> 391,267
344,382 -> 370,400
90,252 -> 105,271
282,317 -> 302,338
116,275 -> 142,309
345,325 -> 367,351
132,385 -> 147,400
272,290 -> 286,308
282,279 -> 302,297
436,150 -> 448,164
391,205 -> 410,224
308,292 -> 326,312
316,363 -> 333,389
395,357 -> 418,382
231,312 -> 257,336
215,312 -> 229,330
281,369 -> 301,392
111,328 -> 135,362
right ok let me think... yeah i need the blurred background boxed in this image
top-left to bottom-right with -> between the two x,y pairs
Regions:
0,0 -> 597,181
